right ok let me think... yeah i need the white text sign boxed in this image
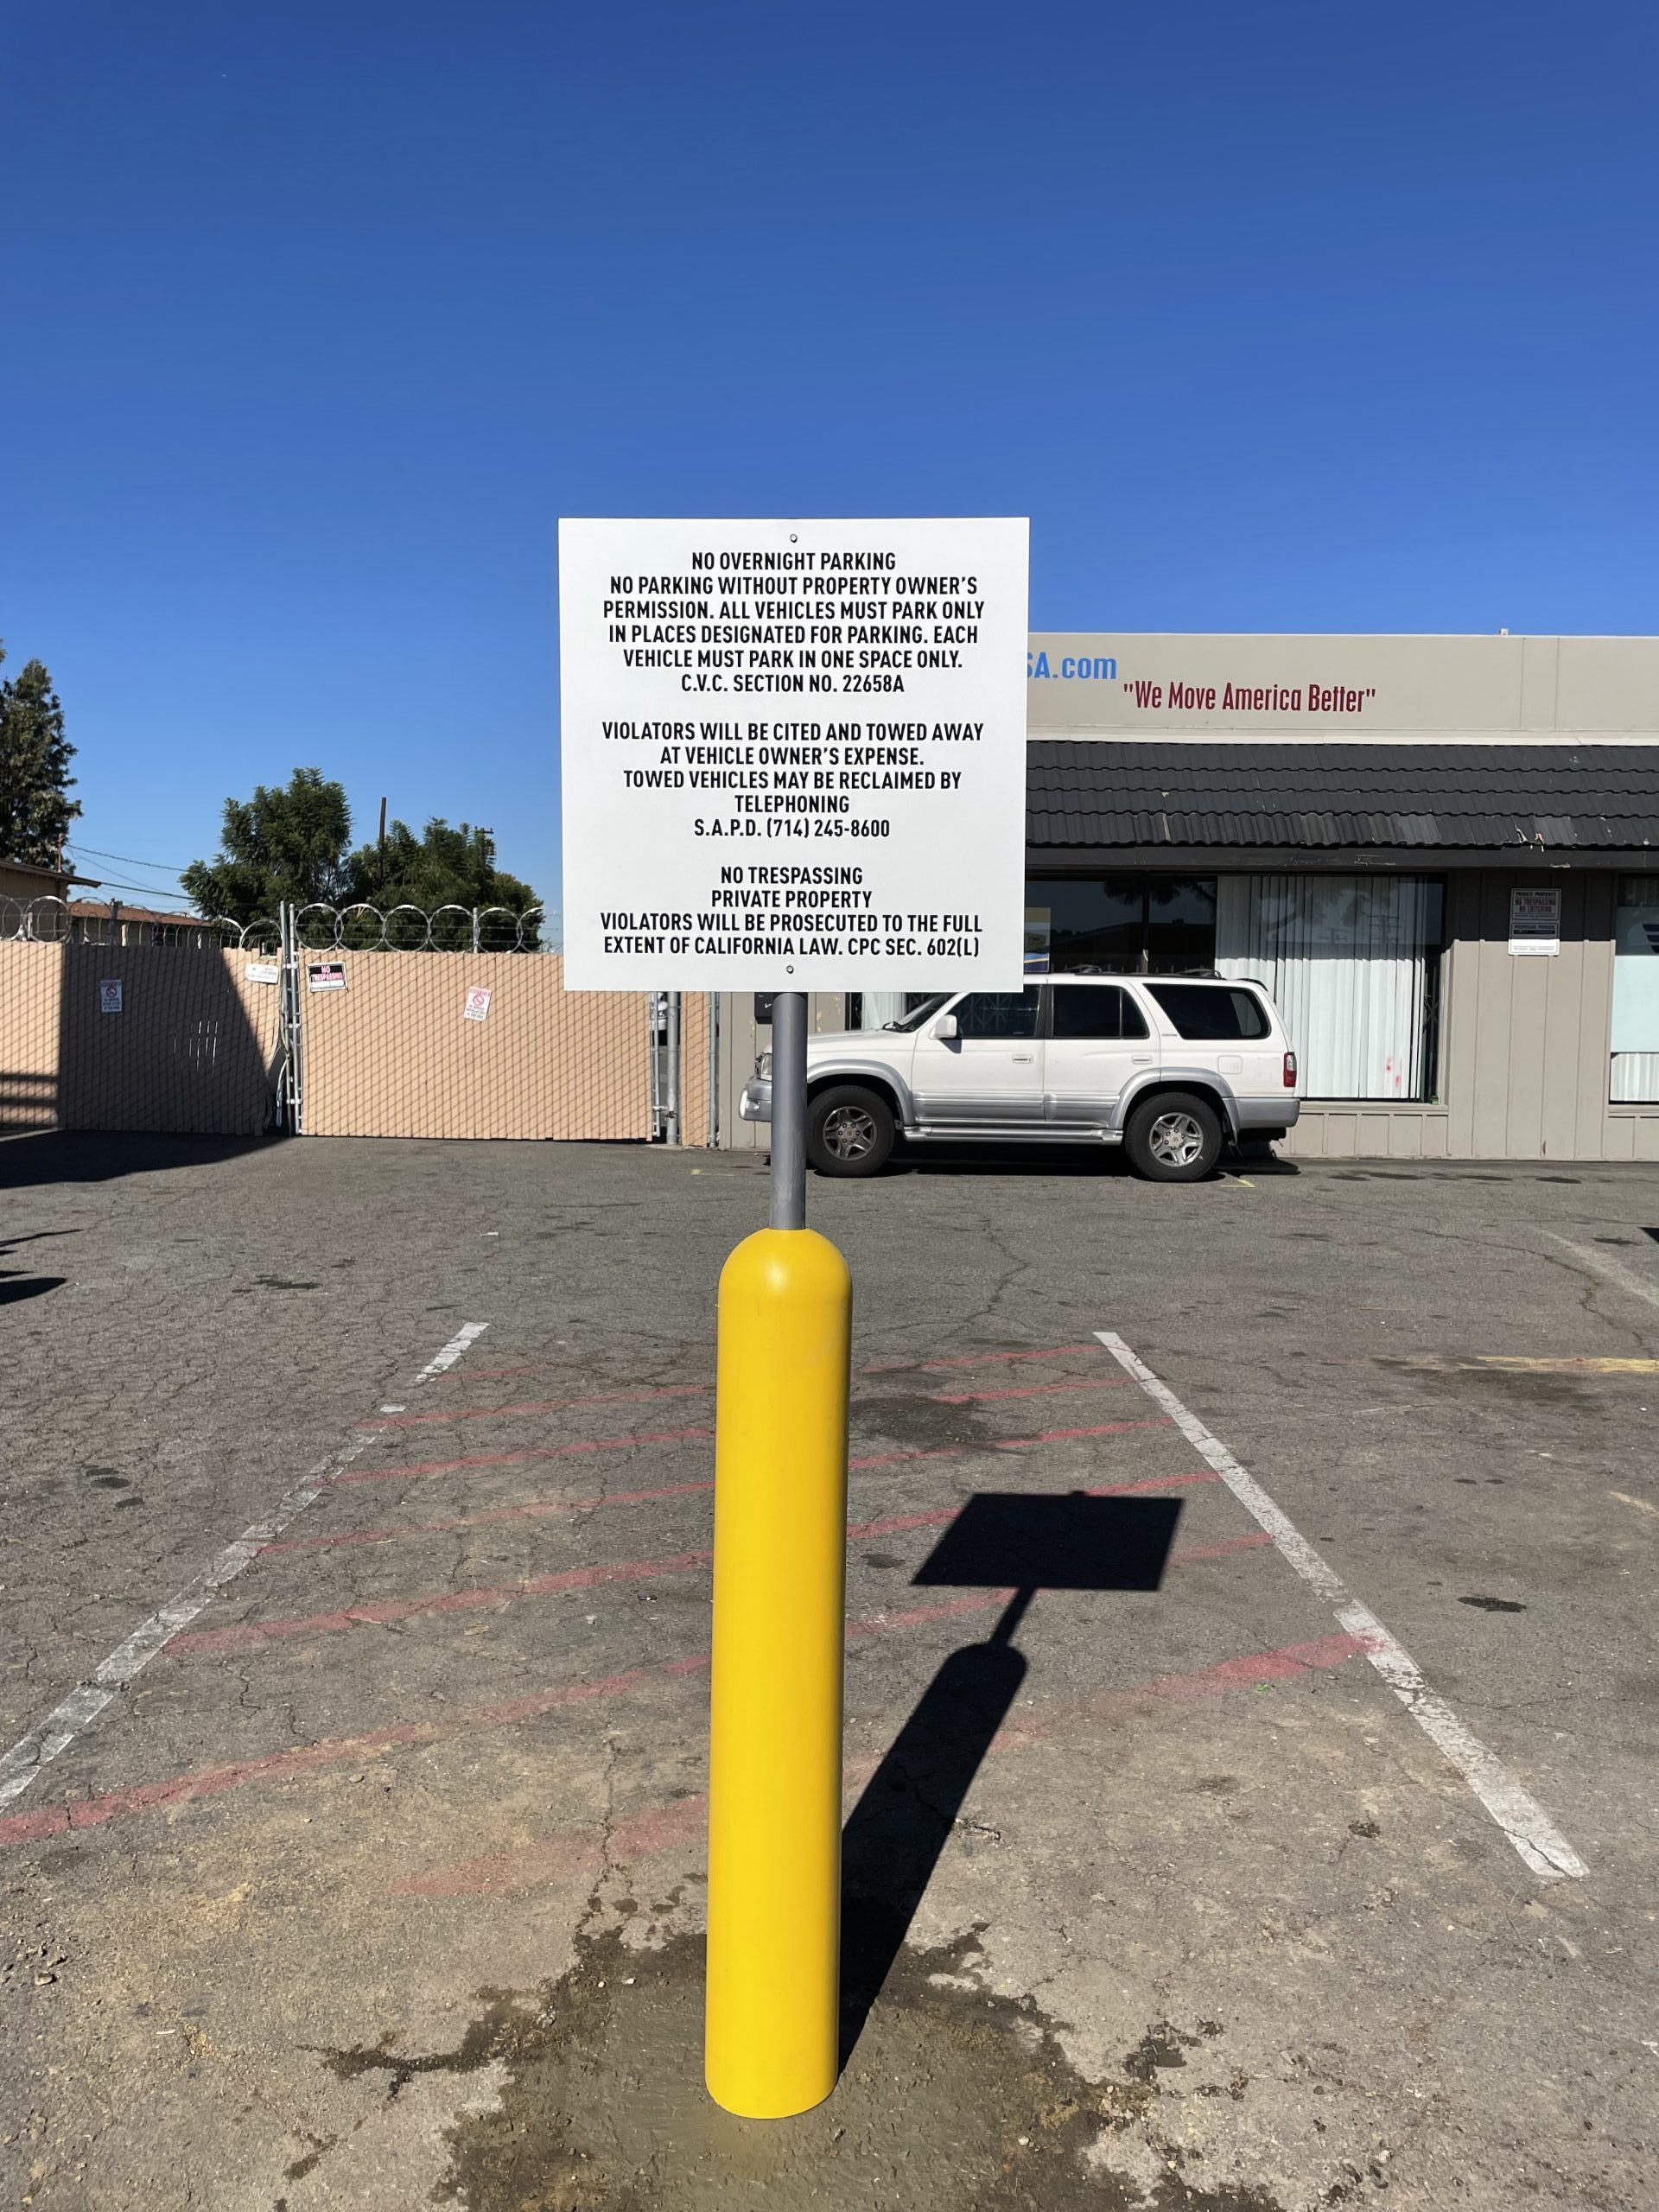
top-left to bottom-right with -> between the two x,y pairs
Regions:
559,518 -> 1028,990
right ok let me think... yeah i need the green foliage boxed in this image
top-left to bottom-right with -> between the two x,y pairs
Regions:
184,774 -> 542,941
182,767 -> 353,922
0,640 -> 80,866
346,818 -> 541,944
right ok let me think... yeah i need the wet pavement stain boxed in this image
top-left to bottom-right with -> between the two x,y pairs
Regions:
431,1929 -> 1287,2212
859,1392 -> 1002,1451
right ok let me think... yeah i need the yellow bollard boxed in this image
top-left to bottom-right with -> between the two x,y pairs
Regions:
705,1224 -> 852,2118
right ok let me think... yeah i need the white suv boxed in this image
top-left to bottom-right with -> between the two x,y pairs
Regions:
740,976 -> 1300,1181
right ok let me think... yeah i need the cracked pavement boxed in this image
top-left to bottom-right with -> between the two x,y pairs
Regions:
2,1129 -> 1658,2208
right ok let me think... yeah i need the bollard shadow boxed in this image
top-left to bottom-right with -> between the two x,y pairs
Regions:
839,1491 -> 1180,2067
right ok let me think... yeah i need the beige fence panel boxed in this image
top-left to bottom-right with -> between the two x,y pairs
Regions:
297,950 -> 652,1141
0,941 -> 280,1135
0,943 -> 61,1131
679,991 -> 710,1147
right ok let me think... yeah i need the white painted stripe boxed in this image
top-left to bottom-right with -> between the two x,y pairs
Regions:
415,1321 -> 491,1382
1544,1234 -> 1659,1316
0,1319 -> 492,1811
1096,1332 -> 1586,1884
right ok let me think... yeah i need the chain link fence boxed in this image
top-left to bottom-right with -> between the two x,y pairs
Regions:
0,896 -> 714,1145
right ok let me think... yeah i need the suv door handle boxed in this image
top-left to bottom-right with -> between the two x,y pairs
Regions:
1131,1055 -> 1153,1065
1013,1053 -> 1033,1063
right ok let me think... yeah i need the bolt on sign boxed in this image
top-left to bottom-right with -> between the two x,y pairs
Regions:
557,518 -> 1030,990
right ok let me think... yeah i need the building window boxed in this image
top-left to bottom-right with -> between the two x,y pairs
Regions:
1611,876 -> 1659,1104
1024,877 -> 1217,975
1215,874 -> 1444,1101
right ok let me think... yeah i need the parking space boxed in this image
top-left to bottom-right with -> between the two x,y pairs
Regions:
3,1133 -> 1658,2209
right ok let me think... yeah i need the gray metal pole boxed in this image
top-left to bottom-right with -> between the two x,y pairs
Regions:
769,990 -> 807,1230
665,989 -> 683,1147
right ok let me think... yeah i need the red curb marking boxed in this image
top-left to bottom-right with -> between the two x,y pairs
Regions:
266,1468 -> 1211,1557
0,1670 -> 649,1850
178,1458 -> 1209,1658
264,1478 -> 723,1553
333,1427 -> 718,1485
359,1384 -> 709,1431
365,1372 -> 1128,1431
170,1552 -> 715,1656
845,1418 -> 1170,1472
0,1551 -> 1306,1855
860,1343 -> 1101,1375
928,1376 -> 1128,1405
331,1414 -> 1169,1490
392,1630 -> 1363,1897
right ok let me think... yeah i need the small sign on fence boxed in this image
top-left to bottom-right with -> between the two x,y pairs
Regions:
245,961 -> 279,985
463,985 -> 493,1023
99,979 -> 123,1014
307,961 -> 348,993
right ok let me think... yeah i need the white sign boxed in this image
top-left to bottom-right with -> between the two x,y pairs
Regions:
244,961 -> 279,985
307,960 -> 347,992
558,517 -> 1029,990
99,979 -> 123,1014
1510,887 -> 1561,956
463,985 -> 493,1023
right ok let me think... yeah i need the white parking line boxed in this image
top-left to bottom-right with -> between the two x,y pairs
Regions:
416,1321 -> 492,1382
1544,1233 -> 1659,1316
1096,1331 -> 1587,1884
0,1320 -> 491,1812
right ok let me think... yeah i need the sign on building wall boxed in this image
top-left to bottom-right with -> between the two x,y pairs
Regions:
1509,888 -> 1561,956
558,518 -> 1029,990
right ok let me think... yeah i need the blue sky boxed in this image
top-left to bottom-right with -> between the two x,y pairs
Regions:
3,2 -> 1655,918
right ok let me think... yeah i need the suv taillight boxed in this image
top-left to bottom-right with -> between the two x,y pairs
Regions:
1283,1050 -> 1298,1089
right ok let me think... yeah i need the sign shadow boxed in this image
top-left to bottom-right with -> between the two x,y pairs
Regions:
839,1491 -> 1180,2067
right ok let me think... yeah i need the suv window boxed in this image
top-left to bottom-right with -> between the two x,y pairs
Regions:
1051,985 -> 1150,1041
1144,983 -> 1270,1040
951,988 -> 1041,1039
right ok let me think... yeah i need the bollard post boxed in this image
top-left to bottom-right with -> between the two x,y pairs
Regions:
705,990 -> 850,2118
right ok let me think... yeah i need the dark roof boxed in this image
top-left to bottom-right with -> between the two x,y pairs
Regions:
1027,742 -> 1659,853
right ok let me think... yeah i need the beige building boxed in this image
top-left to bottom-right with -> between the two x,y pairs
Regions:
721,634 -> 1659,1162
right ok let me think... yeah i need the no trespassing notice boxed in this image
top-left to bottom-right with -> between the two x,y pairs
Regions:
558,517 -> 1029,991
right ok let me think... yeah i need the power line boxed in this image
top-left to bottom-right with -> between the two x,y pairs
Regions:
67,842 -> 190,874
71,876 -> 198,907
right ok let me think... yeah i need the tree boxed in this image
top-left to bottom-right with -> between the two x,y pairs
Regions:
346,817 -> 542,944
183,767 -> 353,922
0,641 -> 80,866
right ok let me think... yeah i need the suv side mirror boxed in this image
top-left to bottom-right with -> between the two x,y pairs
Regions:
931,1013 -> 958,1040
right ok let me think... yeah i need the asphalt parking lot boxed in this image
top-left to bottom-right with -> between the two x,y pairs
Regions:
3,1129 -> 1659,2210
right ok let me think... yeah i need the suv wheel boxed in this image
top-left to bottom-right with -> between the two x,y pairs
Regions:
1125,1091 -> 1223,1182
805,1085 -> 895,1178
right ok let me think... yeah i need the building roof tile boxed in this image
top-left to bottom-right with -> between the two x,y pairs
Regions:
1027,743 -> 1659,852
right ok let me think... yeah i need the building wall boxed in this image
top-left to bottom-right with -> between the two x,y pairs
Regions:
1288,868 -> 1659,1161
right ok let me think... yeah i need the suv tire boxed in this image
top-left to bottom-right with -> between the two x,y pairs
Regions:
1125,1090 -> 1223,1182
805,1084 -> 896,1178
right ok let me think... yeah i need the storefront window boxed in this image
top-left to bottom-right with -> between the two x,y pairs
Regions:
1023,877 -> 1217,975
1215,874 -> 1444,1101
1611,877 -> 1659,1104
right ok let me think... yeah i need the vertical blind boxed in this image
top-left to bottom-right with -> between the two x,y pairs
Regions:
1216,874 -> 1442,1100
1610,876 -> 1659,1103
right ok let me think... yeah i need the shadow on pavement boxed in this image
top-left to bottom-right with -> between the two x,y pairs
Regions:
839,1492 -> 1182,2069
0,1131 -> 282,1192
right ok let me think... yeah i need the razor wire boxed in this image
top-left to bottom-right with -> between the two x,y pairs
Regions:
1,895 -> 555,954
